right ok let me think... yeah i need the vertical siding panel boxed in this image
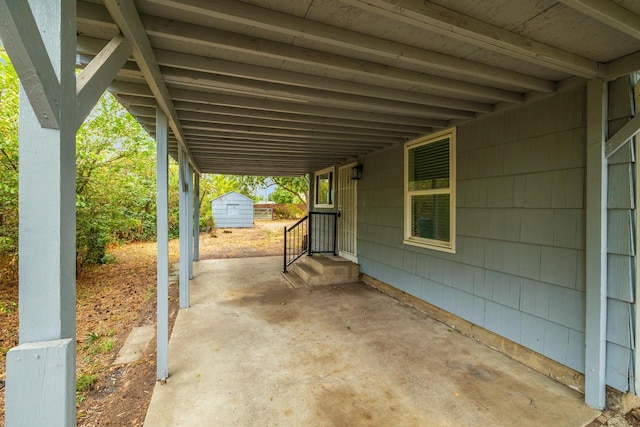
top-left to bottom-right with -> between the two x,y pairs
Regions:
608,163 -> 634,209
607,254 -> 634,302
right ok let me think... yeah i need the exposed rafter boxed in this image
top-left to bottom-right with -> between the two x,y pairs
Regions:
175,111 -> 421,139
142,16 -> 524,103
153,50 -> 493,113
559,0 -> 640,40
76,5 -> 526,103
103,0 -> 200,173
110,85 -> 449,129
147,0 -> 555,92
162,68 -> 477,120
347,0 -> 599,77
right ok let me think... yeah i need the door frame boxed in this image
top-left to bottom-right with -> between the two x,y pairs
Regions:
338,162 -> 358,263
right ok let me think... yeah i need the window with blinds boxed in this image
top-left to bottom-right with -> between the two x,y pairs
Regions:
404,128 -> 456,253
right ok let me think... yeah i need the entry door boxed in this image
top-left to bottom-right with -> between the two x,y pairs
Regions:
338,163 -> 358,263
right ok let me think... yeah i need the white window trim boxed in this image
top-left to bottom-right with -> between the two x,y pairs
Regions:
314,166 -> 335,208
403,128 -> 456,253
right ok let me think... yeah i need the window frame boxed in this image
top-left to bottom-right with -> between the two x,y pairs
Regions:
403,128 -> 456,253
314,166 -> 335,208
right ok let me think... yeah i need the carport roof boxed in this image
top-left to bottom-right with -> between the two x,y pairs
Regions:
77,0 -> 640,176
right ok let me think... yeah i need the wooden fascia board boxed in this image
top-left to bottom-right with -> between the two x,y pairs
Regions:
0,0 -> 61,128
76,35 -> 132,129
103,0 -> 200,174
348,0 -> 599,78
559,0 -> 640,40
147,0 -> 554,92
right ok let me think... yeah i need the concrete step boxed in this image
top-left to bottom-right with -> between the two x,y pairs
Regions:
288,255 -> 360,286
291,262 -> 323,286
305,255 -> 360,276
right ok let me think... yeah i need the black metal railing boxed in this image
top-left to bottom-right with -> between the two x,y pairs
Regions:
283,211 -> 338,272
283,215 -> 309,272
308,212 -> 338,256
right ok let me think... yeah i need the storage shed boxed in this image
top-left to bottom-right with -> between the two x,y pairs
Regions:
211,191 -> 254,228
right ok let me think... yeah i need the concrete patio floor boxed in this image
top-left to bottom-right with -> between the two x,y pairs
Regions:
143,256 -> 600,426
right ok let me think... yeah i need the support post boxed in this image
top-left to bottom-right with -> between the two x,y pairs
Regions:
193,173 -> 200,262
178,149 -> 190,308
188,168 -> 194,280
155,107 -> 169,380
585,78 -> 608,408
3,1 -> 77,425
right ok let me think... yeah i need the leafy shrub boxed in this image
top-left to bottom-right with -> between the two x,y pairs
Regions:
273,203 -> 306,219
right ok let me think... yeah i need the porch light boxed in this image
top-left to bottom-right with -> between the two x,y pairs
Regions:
351,163 -> 363,180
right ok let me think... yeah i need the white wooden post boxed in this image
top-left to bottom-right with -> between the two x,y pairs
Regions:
585,78 -> 608,408
156,107 -> 169,380
2,1 -> 77,425
179,149 -> 191,308
194,173 -> 200,262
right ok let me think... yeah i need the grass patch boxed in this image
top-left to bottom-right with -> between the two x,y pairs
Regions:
76,373 -> 99,404
77,373 -> 98,393
83,331 -> 114,355
0,300 -> 17,314
143,286 -> 156,300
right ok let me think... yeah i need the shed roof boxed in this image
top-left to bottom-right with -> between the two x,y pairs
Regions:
76,0 -> 640,176
211,191 -> 255,203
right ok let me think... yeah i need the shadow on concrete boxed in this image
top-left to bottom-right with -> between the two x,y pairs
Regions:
144,256 -> 599,426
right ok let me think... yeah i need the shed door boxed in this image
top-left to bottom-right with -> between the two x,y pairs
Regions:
338,163 -> 358,263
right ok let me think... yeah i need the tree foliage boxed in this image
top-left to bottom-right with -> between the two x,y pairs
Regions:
0,47 -> 311,278
270,176 -> 309,205
75,93 -> 158,269
0,50 -> 19,256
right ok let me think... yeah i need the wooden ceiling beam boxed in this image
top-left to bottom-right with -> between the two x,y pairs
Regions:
559,0 -> 640,40
175,111 -> 420,139
148,0 -> 555,92
178,120 -> 403,143
172,101 -> 434,134
168,89 -> 448,128
163,68 -> 477,120
154,49 -> 493,113
141,15 -> 522,103
347,0 -> 599,78
103,0 -> 200,173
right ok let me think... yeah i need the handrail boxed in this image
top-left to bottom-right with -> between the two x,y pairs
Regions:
283,215 -> 309,272
283,211 -> 338,273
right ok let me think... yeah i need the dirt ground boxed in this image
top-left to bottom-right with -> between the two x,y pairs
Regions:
0,219 -> 294,426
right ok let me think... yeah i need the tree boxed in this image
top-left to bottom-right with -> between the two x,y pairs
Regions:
270,187 -> 295,204
270,176 -> 309,206
0,49 -> 19,258
75,93 -> 158,270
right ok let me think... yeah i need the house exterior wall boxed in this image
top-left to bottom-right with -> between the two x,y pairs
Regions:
212,191 -> 254,228
358,86 -> 603,384
605,77 -> 637,392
